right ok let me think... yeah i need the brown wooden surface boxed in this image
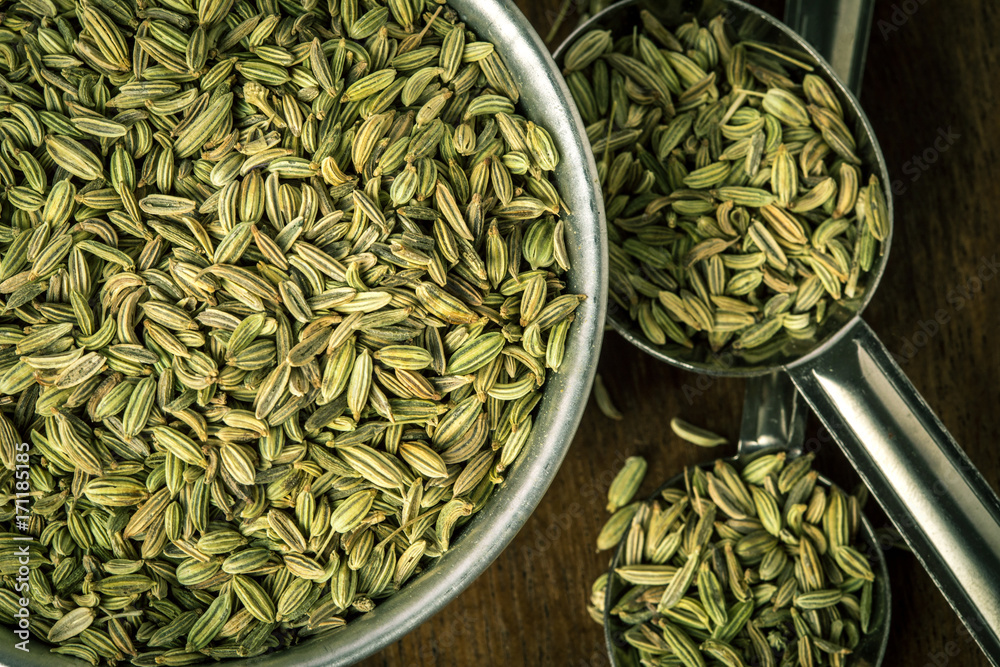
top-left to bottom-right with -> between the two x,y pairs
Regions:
363,1 -> 1000,665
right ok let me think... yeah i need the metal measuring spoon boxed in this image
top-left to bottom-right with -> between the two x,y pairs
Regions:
555,0 -> 1000,662
601,375 -> 891,666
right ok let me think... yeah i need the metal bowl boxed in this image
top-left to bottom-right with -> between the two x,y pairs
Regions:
2,1 -> 608,665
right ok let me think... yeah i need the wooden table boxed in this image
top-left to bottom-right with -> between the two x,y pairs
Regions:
364,1 -> 1000,664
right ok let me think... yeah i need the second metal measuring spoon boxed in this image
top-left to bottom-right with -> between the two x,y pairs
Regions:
602,374 -> 891,665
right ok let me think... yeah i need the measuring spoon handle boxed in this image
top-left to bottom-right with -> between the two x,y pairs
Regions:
789,317 -> 1000,665
737,372 -> 807,456
784,0 -> 875,92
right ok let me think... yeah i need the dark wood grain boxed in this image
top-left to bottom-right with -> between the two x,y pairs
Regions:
363,1 -> 1000,665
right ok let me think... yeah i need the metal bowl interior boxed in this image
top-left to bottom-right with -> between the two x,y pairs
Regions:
553,0 -> 893,377
1,2 -> 608,666
602,453 -> 891,667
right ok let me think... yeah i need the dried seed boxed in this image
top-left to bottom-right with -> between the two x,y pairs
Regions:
671,418 -> 728,448
592,373 -> 624,420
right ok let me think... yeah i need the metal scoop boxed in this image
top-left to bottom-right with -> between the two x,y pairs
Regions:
602,374 -> 891,666
556,0 -> 1000,663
